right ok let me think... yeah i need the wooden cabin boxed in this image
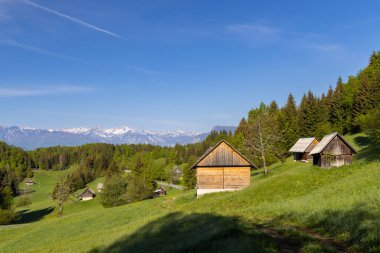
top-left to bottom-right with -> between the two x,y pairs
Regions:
310,132 -> 357,168
25,178 -> 36,186
78,187 -> 96,201
154,187 -> 166,197
191,140 -> 256,197
289,137 -> 319,162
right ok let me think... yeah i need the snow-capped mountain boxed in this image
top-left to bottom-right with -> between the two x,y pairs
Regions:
0,125 -> 216,150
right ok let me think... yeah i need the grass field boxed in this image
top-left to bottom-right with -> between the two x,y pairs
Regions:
0,133 -> 379,253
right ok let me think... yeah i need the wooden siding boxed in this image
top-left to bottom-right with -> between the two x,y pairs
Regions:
313,136 -> 354,168
197,168 -> 224,189
223,167 -> 250,189
197,142 -> 250,167
320,155 -> 352,168
294,152 -> 312,161
305,139 -> 318,153
197,167 -> 250,189
321,136 -> 353,155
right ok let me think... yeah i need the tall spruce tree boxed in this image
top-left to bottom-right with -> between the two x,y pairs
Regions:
281,93 -> 299,150
331,77 -> 346,133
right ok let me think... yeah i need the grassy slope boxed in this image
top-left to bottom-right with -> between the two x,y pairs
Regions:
0,133 -> 379,253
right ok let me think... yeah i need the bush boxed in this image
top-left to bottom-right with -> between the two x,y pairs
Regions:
100,175 -> 128,207
0,208 -> 16,225
16,195 -> 32,207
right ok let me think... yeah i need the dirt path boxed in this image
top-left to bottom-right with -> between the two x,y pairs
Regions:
258,225 -> 355,253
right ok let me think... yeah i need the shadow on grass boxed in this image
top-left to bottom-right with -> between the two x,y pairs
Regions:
353,135 -> 379,161
354,135 -> 371,147
14,207 -> 55,224
274,202 -> 380,252
356,144 -> 380,161
17,189 -> 35,196
89,212 -> 278,253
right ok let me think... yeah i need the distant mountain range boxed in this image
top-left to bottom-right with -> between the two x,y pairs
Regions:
0,125 -> 236,150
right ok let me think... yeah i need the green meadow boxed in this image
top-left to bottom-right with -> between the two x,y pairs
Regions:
0,134 -> 379,253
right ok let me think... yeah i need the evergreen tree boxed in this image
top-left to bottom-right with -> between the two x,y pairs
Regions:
281,93 -> 299,150
183,156 -> 197,189
331,77 -> 346,133
127,157 -> 156,202
298,91 -> 318,137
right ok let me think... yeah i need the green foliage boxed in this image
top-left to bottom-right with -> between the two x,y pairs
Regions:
16,194 -> 32,207
182,160 -> 196,189
100,174 -> 128,207
52,177 -> 71,218
240,103 -> 283,171
0,208 -> 16,225
126,157 -> 156,202
0,186 -> 15,225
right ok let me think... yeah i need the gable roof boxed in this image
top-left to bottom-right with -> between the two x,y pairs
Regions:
310,132 -> 357,155
78,187 -> 96,197
154,187 -> 166,193
289,137 -> 317,153
191,140 -> 257,169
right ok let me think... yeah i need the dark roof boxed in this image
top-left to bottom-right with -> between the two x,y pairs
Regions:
154,187 -> 166,193
78,187 -> 96,197
310,132 -> 357,155
191,140 -> 257,169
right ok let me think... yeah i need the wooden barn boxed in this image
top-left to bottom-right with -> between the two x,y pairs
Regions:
310,132 -> 357,168
154,187 -> 166,197
78,187 -> 96,201
191,140 -> 256,197
289,137 -> 319,162
25,178 -> 36,186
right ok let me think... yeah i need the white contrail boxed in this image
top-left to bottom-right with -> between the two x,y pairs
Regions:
0,38 -> 81,61
23,0 -> 123,39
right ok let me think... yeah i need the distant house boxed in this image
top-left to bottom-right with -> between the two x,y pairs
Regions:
289,137 -> 319,162
172,166 -> 182,177
97,183 -> 104,193
191,140 -> 256,197
154,187 -> 166,197
310,132 -> 357,168
25,178 -> 36,186
78,188 -> 96,201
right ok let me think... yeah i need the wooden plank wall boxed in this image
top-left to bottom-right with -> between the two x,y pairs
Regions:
197,168 -> 224,189
322,136 -> 352,155
197,167 -> 250,189
198,142 -> 249,167
320,155 -> 353,168
223,167 -> 250,189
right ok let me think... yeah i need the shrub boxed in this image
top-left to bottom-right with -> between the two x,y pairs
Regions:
100,175 -> 128,207
16,195 -> 32,207
0,208 -> 16,225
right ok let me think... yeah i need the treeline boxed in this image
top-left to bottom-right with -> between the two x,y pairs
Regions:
0,141 -> 33,224
234,51 -> 380,167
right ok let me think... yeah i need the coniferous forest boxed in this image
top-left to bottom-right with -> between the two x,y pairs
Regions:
0,51 -> 379,224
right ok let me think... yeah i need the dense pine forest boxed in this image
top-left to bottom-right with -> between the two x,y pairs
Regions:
0,51 -> 379,224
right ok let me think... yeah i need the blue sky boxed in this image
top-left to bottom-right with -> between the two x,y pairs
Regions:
0,0 -> 379,132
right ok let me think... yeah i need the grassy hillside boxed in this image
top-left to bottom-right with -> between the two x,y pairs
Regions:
0,134 -> 379,253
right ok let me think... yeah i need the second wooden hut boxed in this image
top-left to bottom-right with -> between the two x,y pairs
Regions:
310,132 -> 357,168
289,137 -> 319,162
